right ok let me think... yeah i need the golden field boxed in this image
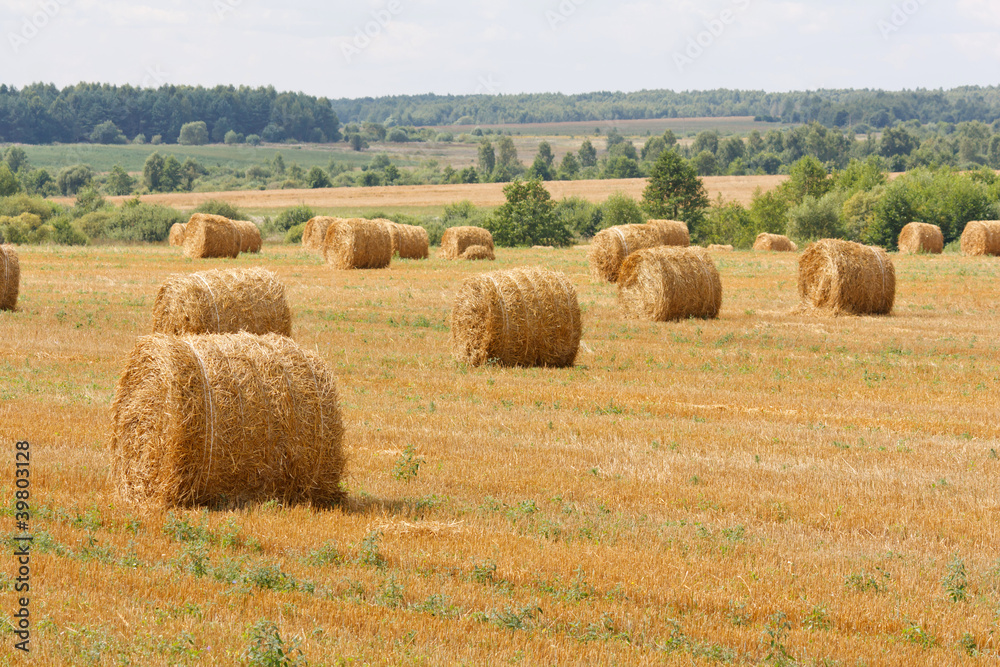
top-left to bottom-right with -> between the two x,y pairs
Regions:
0,242 -> 998,665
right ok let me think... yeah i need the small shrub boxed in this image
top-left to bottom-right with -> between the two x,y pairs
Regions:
391,445 -> 423,482
272,205 -> 314,233
241,620 -> 306,667
284,222 -> 307,244
105,199 -> 185,243
194,199 -> 246,221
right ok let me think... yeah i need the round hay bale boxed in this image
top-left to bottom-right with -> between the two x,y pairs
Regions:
617,246 -> 722,321
183,213 -> 241,259
461,244 -> 495,261
110,332 -> 345,507
753,233 -> 798,252
303,217 -> 339,251
440,226 -> 494,260
152,267 -> 292,336
391,223 -> 430,259
1,244 -> 20,312
451,266 -> 581,368
168,223 -> 187,247
234,220 -> 262,254
708,244 -> 734,252
798,239 -> 895,315
587,223 -> 663,282
647,219 -> 691,247
898,222 -> 943,255
960,220 -> 1000,257
323,218 -> 392,269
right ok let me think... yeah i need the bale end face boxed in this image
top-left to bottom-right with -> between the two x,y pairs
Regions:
168,223 -> 187,247
0,244 -> 20,312
440,226 -> 494,260
798,239 -> 895,316
754,233 -> 798,252
960,220 -> 1000,257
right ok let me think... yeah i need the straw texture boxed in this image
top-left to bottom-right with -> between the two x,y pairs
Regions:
617,246 -> 722,321
451,266 -> 581,368
110,333 -> 345,507
708,244 -> 734,252
647,219 -> 691,247
587,223 -> 664,282
960,220 -> 1000,257
440,226 -> 494,260
183,213 -> 241,259
383,220 -> 430,259
0,245 -> 19,311
151,267 -> 292,336
461,245 -> 495,261
168,223 -> 187,247
323,218 -> 392,269
234,220 -> 262,254
754,233 -> 798,252
898,222 -> 943,254
798,239 -> 895,315
303,217 -> 338,251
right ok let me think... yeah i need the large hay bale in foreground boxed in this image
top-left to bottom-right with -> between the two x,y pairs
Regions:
798,239 -> 895,315
898,222 -> 943,255
461,244 -> 495,261
440,226 -> 494,260
385,221 -> 430,259
587,223 -> 663,282
234,220 -> 262,254
151,267 -> 292,336
183,213 -> 241,259
754,233 -> 798,252
647,219 -> 691,247
302,217 -> 338,251
168,223 -> 187,247
960,220 -> 1000,257
110,333 -> 345,507
1,245 -> 19,311
323,218 -> 392,269
451,266 -> 581,368
617,246 -> 722,321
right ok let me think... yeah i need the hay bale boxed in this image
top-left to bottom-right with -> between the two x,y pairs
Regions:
960,220 -> 1000,257
897,222 -> 943,255
323,218 -> 392,269
708,244 -> 734,252
440,226 -> 494,260
617,246 -> 722,321
798,239 -> 895,315
1,245 -> 19,312
390,222 -> 430,260
234,220 -> 262,254
753,233 -> 798,252
151,267 -> 292,336
183,213 -> 241,259
303,217 -> 338,251
461,244 -> 495,261
110,332 -> 345,507
451,266 -> 581,368
647,219 -> 691,247
587,223 -> 663,282
168,223 -> 187,247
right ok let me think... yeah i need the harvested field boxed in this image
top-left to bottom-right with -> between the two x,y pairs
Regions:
1,245 -> 998,665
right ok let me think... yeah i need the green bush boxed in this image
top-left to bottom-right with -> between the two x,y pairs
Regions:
50,216 -> 89,245
104,199 -> 185,242
484,178 -> 572,247
701,200 -> 754,248
787,191 -> 848,242
600,192 -> 645,230
284,222 -> 307,244
0,213 -> 43,244
0,194 -> 62,222
194,199 -> 247,221
554,197 -> 602,238
76,211 -> 114,239
272,205 -> 315,233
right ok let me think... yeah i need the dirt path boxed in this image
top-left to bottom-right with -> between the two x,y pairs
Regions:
56,174 -> 788,211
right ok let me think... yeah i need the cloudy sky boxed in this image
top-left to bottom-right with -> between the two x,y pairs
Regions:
2,0 -> 999,98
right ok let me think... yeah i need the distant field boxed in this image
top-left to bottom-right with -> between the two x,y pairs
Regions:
12,142 -> 393,174
425,116 -> 797,137
53,175 -> 788,215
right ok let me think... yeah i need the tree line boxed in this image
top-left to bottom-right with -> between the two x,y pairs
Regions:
0,83 -> 340,145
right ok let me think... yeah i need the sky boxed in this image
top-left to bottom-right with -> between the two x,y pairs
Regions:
1,0 -> 999,98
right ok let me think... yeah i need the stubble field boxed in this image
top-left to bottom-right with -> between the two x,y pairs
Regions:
0,242 -> 998,665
